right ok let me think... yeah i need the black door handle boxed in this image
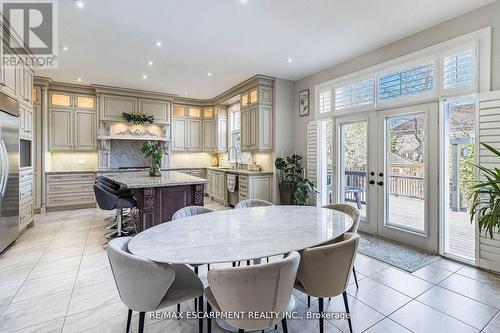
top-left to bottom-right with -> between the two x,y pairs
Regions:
377,181 -> 384,186
379,172 -> 384,177
369,180 -> 375,185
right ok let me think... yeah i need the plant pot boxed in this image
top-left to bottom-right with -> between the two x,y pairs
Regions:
279,183 -> 294,205
149,162 -> 161,177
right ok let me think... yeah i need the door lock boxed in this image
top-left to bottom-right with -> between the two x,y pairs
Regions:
377,181 -> 384,186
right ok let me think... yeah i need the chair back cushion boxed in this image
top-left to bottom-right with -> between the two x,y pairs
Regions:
297,233 -> 359,297
107,237 -> 175,311
172,206 -> 215,220
207,251 -> 300,330
234,199 -> 275,209
93,184 -> 119,210
323,204 -> 360,233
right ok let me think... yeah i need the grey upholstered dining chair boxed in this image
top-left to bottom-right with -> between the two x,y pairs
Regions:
172,206 -> 215,311
234,199 -> 275,209
323,204 -> 361,288
107,237 -> 205,333
294,233 -> 360,333
234,199 -> 275,265
204,251 -> 300,333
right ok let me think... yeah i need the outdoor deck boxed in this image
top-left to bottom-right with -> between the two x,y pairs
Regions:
350,195 -> 474,259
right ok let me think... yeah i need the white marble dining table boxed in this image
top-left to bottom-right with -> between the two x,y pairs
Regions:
128,205 -> 353,265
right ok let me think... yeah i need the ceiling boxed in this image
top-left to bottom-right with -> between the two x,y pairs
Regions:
38,0 -> 493,99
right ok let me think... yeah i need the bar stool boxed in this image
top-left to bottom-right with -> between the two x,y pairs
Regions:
96,177 -> 134,234
94,184 -> 137,238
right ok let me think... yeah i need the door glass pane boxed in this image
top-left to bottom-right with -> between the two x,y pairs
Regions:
320,119 -> 334,205
340,121 -> 368,220
51,93 -> 71,107
189,107 -> 201,118
250,89 -> 258,103
76,96 -> 95,109
204,108 -> 214,118
443,97 -> 475,259
386,113 -> 425,232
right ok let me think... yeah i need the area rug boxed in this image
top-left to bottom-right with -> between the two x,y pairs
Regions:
358,232 -> 441,272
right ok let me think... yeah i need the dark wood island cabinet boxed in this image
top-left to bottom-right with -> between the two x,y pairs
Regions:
106,171 -> 207,232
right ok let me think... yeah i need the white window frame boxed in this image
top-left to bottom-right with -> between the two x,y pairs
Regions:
376,55 -> 437,109
439,41 -> 478,97
334,75 -> 375,114
318,88 -> 333,115
313,27 -> 491,119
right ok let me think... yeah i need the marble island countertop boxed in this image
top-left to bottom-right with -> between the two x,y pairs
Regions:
106,171 -> 208,189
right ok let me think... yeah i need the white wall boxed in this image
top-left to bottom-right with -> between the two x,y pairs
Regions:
293,0 -> 500,157
273,78 -> 295,202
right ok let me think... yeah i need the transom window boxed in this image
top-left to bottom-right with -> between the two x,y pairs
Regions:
335,78 -> 374,110
319,90 -> 332,113
443,49 -> 474,90
378,61 -> 435,102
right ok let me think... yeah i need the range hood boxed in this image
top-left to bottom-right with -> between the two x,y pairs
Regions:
98,122 -> 170,142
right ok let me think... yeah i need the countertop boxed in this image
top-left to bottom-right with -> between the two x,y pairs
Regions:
106,171 -> 208,189
46,166 -> 273,176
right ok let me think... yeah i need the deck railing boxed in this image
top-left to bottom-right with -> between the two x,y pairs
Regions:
327,170 -> 425,205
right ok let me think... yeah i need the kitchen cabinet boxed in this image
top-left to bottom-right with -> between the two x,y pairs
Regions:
19,168 -> 34,231
45,173 -> 96,210
172,118 -> 203,151
100,95 -> 136,121
208,170 -> 226,204
240,85 -> 272,152
2,56 -> 18,98
238,174 -> 272,202
19,104 -> 33,139
202,106 -> 227,152
49,91 -> 97,151
138,98 -> 170,123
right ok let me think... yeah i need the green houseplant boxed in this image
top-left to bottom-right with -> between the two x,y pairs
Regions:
275,154 -> 317,205
141,141 -> 167,177
470,142 -> 500,239
122,112 -> 154,125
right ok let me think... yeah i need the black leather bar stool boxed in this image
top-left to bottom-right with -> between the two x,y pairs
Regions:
96,176 -> 134,232
94,183 -> 137,238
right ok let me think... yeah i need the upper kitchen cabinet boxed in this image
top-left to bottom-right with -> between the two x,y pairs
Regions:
240,83 -> 273,152
172,104 -> 203,151
138,99 -> 170,124
96,86 -> 173,124
48,90 -> 97,151
100,94 -> 137,121
203,105 -> 227,152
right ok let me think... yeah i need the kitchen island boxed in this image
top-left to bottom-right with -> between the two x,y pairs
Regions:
106,171 -> 208,232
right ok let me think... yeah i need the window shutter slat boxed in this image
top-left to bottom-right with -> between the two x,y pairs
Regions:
378,62 -> 435,102
335,78 -> 374,110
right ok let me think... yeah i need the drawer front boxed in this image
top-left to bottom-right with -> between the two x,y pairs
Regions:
47,193 -> 95,207
47,173 -> 96,183
47,182 -> 94,194
20,183 -> 33,205
20,201 -> 33,229
19,169 -> 33,185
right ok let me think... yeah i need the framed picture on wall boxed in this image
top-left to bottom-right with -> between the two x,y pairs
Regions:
299,89 -> 309,116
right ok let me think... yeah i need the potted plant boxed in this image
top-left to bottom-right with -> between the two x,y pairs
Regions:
275,154 -> 317,205
470,142 -> 500,239
141,141 -> 167,177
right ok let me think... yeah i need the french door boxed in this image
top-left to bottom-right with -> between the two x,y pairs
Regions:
335,103 -> 439,251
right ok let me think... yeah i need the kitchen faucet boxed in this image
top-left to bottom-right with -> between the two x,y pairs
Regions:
228,146 -> 239,169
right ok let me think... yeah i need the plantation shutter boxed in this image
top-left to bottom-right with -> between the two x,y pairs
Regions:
307,121 -> 319,206
477,90 -> 500,272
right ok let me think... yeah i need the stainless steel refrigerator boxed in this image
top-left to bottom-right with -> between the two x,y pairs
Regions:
0,92 -> 19,253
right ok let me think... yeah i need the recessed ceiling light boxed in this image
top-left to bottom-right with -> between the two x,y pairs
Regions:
154,41 -> 162,47
287,58 -> 293,63
241,0 -> 247,3
73,0 -> 84,9
142,74 -> 148,79
147,60 -> 153,66
77,78 -> 82,82
207,72 -> 212,77
184,92 -> 188,96
62,46 -> 69,51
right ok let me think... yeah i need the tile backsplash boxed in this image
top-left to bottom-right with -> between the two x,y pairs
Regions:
48,152 -> 98,171
171,152 -> 215,167
110,140 -> 150,169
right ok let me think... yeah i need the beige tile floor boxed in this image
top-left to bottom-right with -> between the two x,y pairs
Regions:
0,203 -> 499,333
